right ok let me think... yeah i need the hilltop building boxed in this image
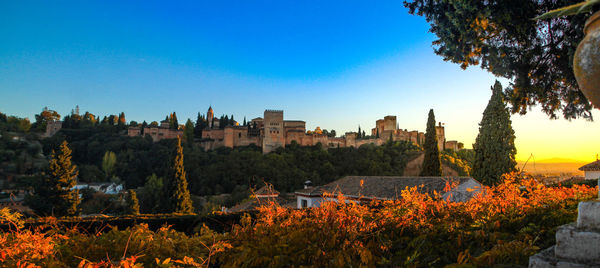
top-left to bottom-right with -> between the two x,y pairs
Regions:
370,115 -> 461,152
128,120 -> 183,142
128,107 -> 463,154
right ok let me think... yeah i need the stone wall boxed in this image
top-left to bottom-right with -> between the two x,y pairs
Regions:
445,140 -> 459,151
223,126 -> 259,148
402,152 -> 459,176
202,128 -> 224,140
584,170 -> 600,181
43,121 -> 63,137
127,127 -> 141,137
530,199 -> 600,267
130,126 -> 183,142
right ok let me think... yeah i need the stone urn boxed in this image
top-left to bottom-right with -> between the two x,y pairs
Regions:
574,11 -> 600,109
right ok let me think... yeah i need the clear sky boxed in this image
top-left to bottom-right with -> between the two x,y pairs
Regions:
1,1 -> 599,163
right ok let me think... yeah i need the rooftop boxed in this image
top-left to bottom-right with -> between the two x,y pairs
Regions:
253,184 -> 280,196
579,160 -> 600,171
228,196 -> 293,213
295,176 -> 476,200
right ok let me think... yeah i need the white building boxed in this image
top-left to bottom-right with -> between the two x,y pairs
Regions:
72,182 -> 124,195
579,160 -> 600,180
295,176 -> 483,209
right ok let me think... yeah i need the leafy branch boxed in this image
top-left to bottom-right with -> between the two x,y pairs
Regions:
535,0 -> 600,20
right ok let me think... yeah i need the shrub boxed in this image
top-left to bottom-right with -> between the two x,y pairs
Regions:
0,173 -> 596,267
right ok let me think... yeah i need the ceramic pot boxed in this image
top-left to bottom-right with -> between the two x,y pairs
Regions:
574,11 -> 600,109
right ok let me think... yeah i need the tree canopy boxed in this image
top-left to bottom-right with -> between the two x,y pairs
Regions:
404,0 -> 593,120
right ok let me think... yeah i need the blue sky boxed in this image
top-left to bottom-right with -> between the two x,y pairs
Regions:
1,0 -> 599,162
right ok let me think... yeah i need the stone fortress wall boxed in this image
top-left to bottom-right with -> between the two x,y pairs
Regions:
128,120 -> 183,142
128,107 -> 464,154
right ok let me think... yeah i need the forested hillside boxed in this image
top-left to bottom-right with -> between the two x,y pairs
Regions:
1,109 -> 472,213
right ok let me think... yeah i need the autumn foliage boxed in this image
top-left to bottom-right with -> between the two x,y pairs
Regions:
1,173 -> 597,267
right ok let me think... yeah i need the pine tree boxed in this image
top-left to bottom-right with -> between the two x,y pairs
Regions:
27,140 -> 80,216
126,189 -> 140,215
472,81 -> 517,185
169,137 -> 194,213
420,109 -> 442,176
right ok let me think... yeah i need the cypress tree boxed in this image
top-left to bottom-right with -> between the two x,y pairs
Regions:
376,128 -> 380,138
472,81 -> 517,185
194,113 -> 204,138
126,189 -> 140,215
169,137 -> 194,213
170,112 -> 179,129
27,140 -> 80,216
102,151 -> 116,180
420,109 -> 442,176
183,119 -> 194,145
358,126 -> 362,138
118,112 -> 126,127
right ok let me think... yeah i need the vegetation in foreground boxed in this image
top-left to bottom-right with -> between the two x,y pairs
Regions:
0,173 -> 596,267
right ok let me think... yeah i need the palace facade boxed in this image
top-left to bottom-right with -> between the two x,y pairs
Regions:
128,107 -> 463,154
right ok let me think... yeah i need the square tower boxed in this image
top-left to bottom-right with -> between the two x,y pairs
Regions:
435,123 -> 446,151
262,110 -> 285,153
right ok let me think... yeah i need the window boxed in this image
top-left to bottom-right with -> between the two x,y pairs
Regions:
301,199 -> 308,208
238,133 -> 241,138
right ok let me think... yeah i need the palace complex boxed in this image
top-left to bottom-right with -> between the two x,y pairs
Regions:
127,107 -> 463,154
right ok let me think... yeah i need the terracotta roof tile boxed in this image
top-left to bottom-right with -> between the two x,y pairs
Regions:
295,176 -> 476,200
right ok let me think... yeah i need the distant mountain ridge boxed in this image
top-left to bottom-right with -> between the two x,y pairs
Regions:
517,158 -> 587,176
517,157 -> 588,164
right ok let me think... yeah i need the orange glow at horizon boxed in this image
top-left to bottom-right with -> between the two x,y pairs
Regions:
511,109 -> 600,164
